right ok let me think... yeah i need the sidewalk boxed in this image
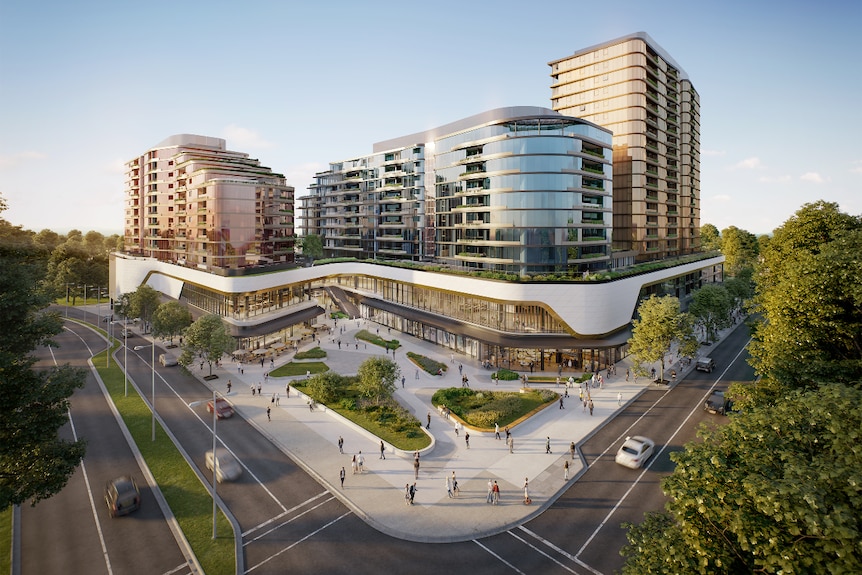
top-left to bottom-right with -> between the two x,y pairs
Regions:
182,317 -> 732,544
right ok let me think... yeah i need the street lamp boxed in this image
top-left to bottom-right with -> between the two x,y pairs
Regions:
189,387 -> 228,539
133,341 -> 157,441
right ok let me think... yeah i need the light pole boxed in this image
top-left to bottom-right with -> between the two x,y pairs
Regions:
188,388 -> 224,539
134,341 -> 157,441
124,323 -> 128,396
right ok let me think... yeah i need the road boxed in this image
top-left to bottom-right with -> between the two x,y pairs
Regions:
19,321 -> 192,575
23,310 -> 753,574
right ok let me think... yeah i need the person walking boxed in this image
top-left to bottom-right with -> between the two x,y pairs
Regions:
227,380 -> 232,393
495,423 -> 500,440
559,397 -> 564,409
486,479 -> 494,504
338,436 -> 344,454
357,451 -> 364,473
508,437 -> 514,453
564,460 -> 570,480
405,484 -> 411,505
492,481 -> 500,504
465,431 -> 470,449
546,436 -> 552,454
379,440 -> 386,460
451,471 -> 459,497
413,455 -> 420,479
251,384 -> 256,396
523,478 -> 530,504
351,454 -> 358,474
617,391 -> 623,406
570,441 -> 576,460
446,474 -> 453,498
340,467 -> 346,488
409,482 -> 417,505
589,399 -> 594,416
257,383 -> 262,395
401,376 -> 405,389
285,384 -> 290,398
266,406 -> 271,421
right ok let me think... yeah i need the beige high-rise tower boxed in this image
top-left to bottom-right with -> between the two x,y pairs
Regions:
549,32 -> 700,263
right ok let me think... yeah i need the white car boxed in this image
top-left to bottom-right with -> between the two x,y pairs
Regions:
205,448 -> 242,483
615,436 -> 655,469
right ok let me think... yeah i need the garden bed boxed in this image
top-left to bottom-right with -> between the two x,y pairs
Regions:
431,387 -> 558,430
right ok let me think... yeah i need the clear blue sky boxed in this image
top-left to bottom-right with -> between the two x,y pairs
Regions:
1,0 -> 859,236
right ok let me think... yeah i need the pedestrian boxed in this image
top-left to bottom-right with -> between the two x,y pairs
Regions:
446,474 -> 453,498
379,440 -> 386,460
451,471 -> 459,497
227,380 -> 232,393
413,456 -> 420,479
505,426 -> 510,440
458,363 -> 463,375
451,353 -> 455,364
415,368 -> 420,380
495,423 -> 500,440
427,411 -> 431,429
409,482 -> 416,504
546,436 -> 552,454
559,397 -> 564,409
617,392 -> 622,406
266,406 -> 271,421
271,393 -> 275,405
357,451 -> 364,473
351,454 -> 357,474
492,480 -> 500,504
401,376 -> 405,389
625,368 -> 630,381
589,399 -> 594,416
570,441 -> 576,460
454,421 -> 459,437
251,385 -> 256,396
508,437 -> 514,453
465,431 -> 470,449
486,479 -> 494,503
340,467 -> 346,488
583,398 -> 587,412
257,383 -> 262,395
308,399 -> 314,412
523,478 -> 530,504
338,436 -> 344,454
306,370 -> 311,379
564,460 -> 570,480
405,484 -> 411,505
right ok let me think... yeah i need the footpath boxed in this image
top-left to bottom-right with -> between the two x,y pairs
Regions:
177,317 -> 732,544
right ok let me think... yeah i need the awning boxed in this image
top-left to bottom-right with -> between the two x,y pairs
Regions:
270,342 -> 286,350
252,348 -> 269,356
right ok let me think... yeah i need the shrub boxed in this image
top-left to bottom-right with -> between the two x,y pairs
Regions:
306,371 -> 345,404
295,346 -> 327,359
408,351 -> 447,375
494,368 -> 520,381
355,329 -> 401,350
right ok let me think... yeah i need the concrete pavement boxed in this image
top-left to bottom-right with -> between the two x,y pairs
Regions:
176,317 -> 716,544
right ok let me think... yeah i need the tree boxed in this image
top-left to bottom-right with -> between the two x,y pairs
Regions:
356,356 -> 399,404
306,371 -> 345,404
0,195 -> 86,510
720,225 -> 759,277
179,314 -> 234,377
687,283 -> 732,343
128,284 -> 161,332
621,383 -> 862,574
699,223 -> 721,252
627,295 -> 698,381
152,301 -> 193,344
299,234 -> 324,262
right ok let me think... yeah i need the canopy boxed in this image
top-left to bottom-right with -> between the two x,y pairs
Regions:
252,348 -> 269,356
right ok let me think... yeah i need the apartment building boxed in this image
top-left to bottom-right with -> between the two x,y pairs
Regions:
549,32 -> 701,261
123,134 -> 295,270
301,106 -> 615,276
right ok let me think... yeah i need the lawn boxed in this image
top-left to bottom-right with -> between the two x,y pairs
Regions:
432,387 -> 558,430
0,507 -> 9,574
268,361 -> 329,378
93,349 -> 234,575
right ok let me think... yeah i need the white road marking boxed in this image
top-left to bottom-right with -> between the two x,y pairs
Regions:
244,511 -> 350,573
242,491 -> 330,538
473,539 -> 527,574
508,529 -> 580,573
243,496 -> 337,545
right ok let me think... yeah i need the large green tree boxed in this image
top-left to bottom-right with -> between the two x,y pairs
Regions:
356,356 -> 399,404
699,223 -> 721,252
299,234 -> 324,262
152,301 -> 193,344
178,314 -> 234,377
748,202 -> 862,398
627,295 -> 699,381
719,225 -> 759,277
0,197 -> 86,509
128,284 -> 161,333
621,383 -> 862,574
688,283 -> 733,343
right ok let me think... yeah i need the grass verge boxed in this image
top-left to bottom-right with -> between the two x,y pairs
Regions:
268,361 -> 329,378
0,507 -> 10,574
92,349 -> 234,575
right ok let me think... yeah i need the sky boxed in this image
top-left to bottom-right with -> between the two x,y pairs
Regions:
0,0 -> 859,237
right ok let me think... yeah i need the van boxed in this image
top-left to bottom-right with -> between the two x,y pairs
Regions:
695,357 -> 716,373
158,353 -> 178,367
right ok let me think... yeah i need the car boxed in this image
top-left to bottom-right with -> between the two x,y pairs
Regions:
158,353 -> 177,367
704,390 -> 733,415
207,397 -> 234,419
120,328 -> 135,338
615,436 -> 655,469
205,448 -> 242,483
696,357 -> 716,372
105,475 -> 141,517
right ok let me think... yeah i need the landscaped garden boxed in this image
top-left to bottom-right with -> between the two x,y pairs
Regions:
268,360 -> 329,378
354,329 -> 401,351
431,387 -> 558,429
407,351 -> 447,375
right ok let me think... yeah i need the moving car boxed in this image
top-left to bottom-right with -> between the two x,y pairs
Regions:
207,397 -> 234,419
704,390 -> 733,415
615,436 -> 655,469
105,476 -> 140,517
205,448 -> 242,483
696,357 -> 716,372
158,353 -> 177,367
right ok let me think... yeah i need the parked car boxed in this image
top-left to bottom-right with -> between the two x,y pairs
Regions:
615,436 -> 655,469
704,390 -> 734,415
105,476 -> 140,517
205,448 -> 242,483
695,357 -> 716,372
207,397 -> 234,419
158,353 -> 177,367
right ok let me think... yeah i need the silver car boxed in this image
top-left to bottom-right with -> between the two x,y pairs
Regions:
205,448 -> 242,483
615,436 -> 655,469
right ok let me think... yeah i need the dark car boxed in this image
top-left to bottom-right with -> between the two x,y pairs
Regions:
105,476 -> 140,517
704,390 -> 733,415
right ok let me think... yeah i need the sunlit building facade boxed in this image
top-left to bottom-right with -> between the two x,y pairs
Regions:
301,107 -> 615,275
123,134 -> 295,270
549,32 -> 701,261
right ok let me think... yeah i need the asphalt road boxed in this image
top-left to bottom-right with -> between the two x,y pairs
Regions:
19,321 -> 192,575
23,310 -> 753,574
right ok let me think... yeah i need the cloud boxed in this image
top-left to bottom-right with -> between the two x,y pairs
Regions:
0,150 -> 46,170
757,175 -> 792,183
800,172 -> 825,183
222,124 -> 275,149
701,149 -> 726,157
732,157 -> 762,170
